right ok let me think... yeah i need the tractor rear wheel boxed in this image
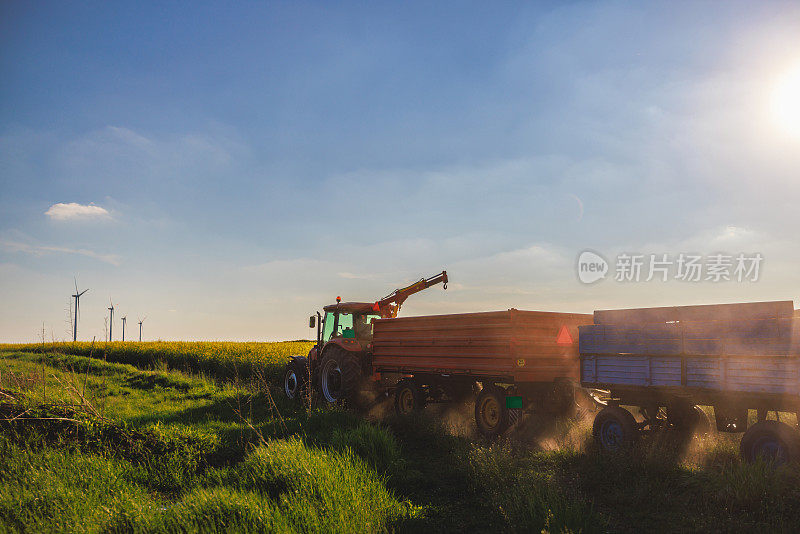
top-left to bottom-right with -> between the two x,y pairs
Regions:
475,385 -> 509,438
394,379 -> 426,416
318,347 -> 362,403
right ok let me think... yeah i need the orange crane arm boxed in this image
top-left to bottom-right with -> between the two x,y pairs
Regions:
373,271 -> 448,318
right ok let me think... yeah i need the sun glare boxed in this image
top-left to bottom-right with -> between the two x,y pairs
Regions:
771,63 -> 800,140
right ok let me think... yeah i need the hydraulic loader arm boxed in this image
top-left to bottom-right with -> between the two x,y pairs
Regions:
374,271 -> 448,318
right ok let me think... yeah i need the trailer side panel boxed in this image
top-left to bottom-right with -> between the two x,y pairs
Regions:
580,301 -> 800,397
373,309 -> 592,383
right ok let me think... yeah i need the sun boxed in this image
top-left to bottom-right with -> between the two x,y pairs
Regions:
771,63 -> 800,140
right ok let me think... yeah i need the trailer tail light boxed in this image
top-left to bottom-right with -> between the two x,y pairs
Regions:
556,325 -> 573,345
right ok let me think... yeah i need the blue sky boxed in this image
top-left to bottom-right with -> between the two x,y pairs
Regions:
2,1 -> 800,342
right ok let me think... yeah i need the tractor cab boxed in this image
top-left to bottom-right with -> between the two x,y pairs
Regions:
294,301 -> 382,403
315,301 -> 381,345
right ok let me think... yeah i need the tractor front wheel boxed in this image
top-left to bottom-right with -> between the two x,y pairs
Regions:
283,358 -> 308,401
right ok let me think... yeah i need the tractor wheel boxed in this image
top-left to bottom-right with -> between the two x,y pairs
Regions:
283,358 -> 308,401
394,379 -> 426,416
740,421 -> 800,464
318,347 -> 362,403
592,406 -> 639,452
475,385 -> 509,438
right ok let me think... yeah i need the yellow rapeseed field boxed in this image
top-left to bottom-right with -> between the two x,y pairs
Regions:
0,341 -> 314,383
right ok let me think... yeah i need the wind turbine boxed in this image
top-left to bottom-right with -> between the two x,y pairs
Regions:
71,278 -> 89,342
121,316 -> 127,342
107,299 -> 115,341
138,316 -> 146,342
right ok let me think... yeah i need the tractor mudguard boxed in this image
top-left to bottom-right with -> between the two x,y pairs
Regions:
306,345 -> 318,361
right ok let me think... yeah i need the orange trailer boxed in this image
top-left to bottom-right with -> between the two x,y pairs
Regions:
371,309 -> 593,436
372,309 -> 591,382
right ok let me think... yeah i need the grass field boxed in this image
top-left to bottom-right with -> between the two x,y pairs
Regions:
2,342 -> 800,533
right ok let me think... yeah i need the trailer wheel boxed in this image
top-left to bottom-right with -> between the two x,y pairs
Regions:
394,380 -> 426,416
475,385 -> 509,438
740,421 -> 800,464
318,348 -> 361,403
283,358 -> 308,401
593,406 -> 639,452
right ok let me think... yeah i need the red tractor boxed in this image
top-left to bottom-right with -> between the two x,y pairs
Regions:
283,271 -> 448,403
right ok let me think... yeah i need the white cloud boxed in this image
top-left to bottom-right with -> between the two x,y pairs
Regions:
0,240 -> 121,266
45,202 -> 111,221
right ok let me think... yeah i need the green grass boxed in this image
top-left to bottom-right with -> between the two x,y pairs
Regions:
2,344 -> 800,533
0,350 -> 414,533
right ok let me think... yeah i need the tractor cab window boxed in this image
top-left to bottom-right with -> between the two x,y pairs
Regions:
322,312 -> 380,342
322,311 -> 336,343
337,313 -> 354,338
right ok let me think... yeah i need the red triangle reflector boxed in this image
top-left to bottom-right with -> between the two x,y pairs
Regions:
556,325 -> 573,345
372,302 -> 381,312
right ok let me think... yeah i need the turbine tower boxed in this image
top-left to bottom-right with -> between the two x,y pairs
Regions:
71,278 -> 89,342
121,316 -> 127,342
138,316 -> 146,342
107,299 -> 115,341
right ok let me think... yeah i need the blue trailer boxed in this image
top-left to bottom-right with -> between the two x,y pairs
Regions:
579,300 -> 800,462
